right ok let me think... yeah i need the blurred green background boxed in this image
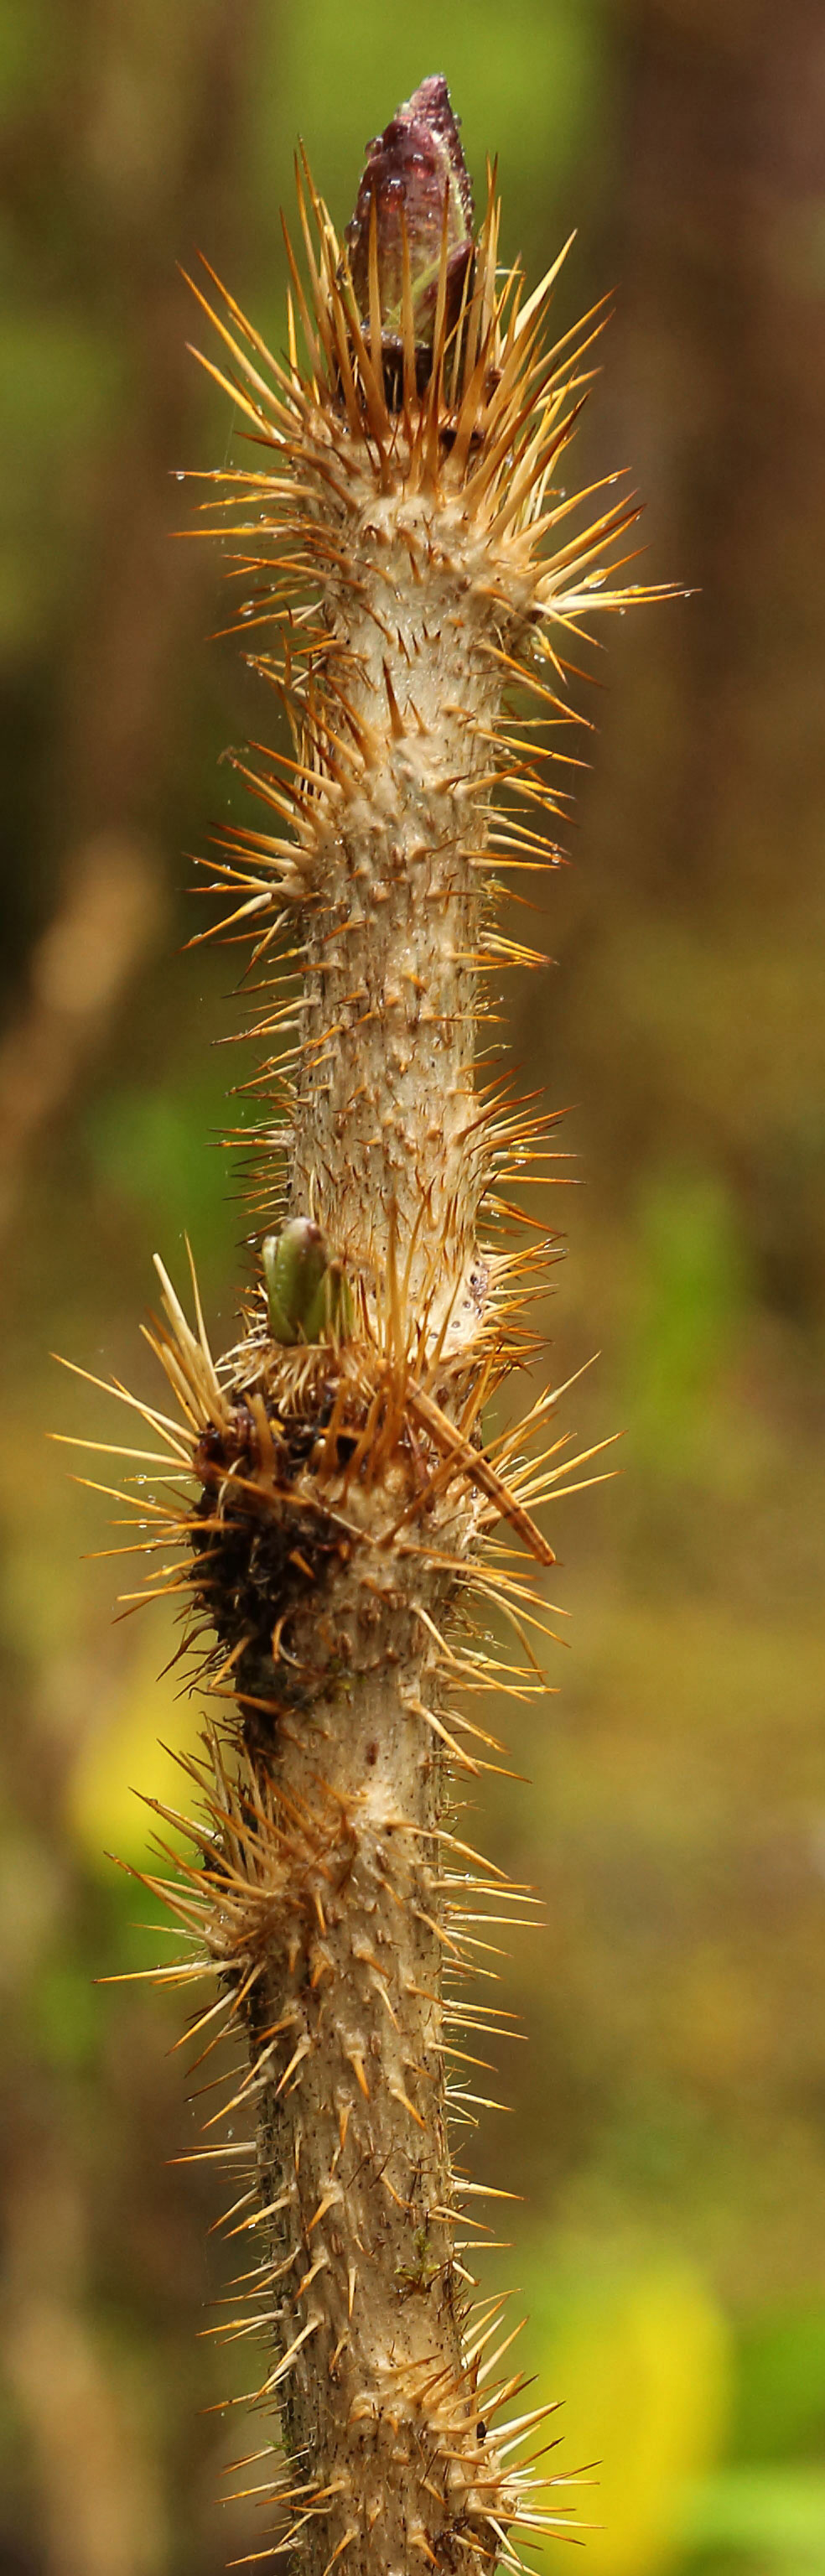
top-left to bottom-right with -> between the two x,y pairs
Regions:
2,3 -> 825,2571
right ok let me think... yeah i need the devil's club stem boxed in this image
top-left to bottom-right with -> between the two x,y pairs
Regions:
71,73 -> 667,2576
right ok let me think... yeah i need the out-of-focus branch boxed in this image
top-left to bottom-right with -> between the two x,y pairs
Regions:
2,0 -> 266,1204
4,2153 -> 166,2576
0,830 -> 164,1233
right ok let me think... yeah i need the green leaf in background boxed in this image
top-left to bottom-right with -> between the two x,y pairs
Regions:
625,1168 -> 749,1467
732,2307 -> 825,2466
0,309 -> 123,653
682,2466 -> 825,2569
85,1080 -> 231,1249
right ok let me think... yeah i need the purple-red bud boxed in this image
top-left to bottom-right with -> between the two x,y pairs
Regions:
345,75 -> 475,392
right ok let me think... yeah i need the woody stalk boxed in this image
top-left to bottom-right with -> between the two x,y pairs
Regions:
70,74 -> 663,2576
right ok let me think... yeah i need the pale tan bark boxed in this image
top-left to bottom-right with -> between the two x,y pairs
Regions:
290,465 -> 509,1334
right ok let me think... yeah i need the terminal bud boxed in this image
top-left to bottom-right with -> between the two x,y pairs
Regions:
345,74 -> 475,394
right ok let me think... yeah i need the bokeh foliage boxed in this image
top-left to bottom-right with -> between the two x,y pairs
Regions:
2,3 -> 825,2573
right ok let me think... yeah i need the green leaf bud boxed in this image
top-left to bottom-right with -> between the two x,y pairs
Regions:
262,1221 -> 353,1346
262,1219 -> 328,1344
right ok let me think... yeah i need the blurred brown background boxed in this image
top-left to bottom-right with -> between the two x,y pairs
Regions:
2,3 -> 824,2572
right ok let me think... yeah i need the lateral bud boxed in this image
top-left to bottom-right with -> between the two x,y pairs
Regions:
262,1219 -> 352,1345
345,72 -> 474,394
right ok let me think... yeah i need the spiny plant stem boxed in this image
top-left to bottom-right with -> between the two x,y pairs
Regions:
68,73 -> 668,2576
